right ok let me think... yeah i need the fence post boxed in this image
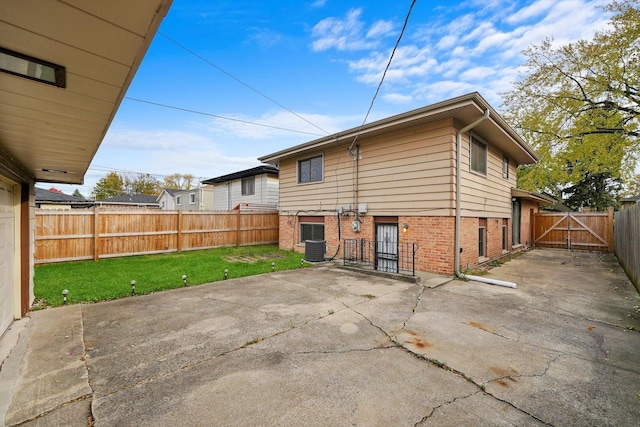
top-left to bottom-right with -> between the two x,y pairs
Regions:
607,206 -> 614,252
177,210 -> 183,252
236,209 -> 241,247
93,207 -> 99,261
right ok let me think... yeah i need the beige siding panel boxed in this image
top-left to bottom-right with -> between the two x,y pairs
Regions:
459,134 -> 514,216
278,120 -> 457,214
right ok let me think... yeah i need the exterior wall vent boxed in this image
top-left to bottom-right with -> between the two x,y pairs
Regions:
305,240 -> 326,262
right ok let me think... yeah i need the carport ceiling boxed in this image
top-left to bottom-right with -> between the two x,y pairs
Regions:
0,0 -> 172,184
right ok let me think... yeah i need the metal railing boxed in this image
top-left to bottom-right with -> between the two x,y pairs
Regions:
343,239 -> 418,277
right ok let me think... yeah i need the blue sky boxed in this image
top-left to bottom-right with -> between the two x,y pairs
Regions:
54,0 -> 614,196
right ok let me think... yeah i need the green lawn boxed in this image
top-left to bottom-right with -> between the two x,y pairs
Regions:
34,245 -> 306,308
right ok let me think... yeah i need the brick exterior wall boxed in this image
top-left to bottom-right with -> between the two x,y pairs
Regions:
519,200 -> 538,247
280,212 -> 525,276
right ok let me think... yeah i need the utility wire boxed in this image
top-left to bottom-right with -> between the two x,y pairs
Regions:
158,32 -> 331,136
348,0 -> 416,153
124,97 -> 325,137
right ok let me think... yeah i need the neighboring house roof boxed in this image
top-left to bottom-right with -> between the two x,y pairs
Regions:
98,194 -> 159,206
259,92 -> 538,166
35,188 -> 86,204
35,187 -> 92,206
156,188 -> 181,201
202,165 -> 279,185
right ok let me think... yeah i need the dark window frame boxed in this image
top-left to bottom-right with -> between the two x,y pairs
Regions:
471,135 -> 488,176
298,154 -> 323,184
502,155 -> 510,179
479,218 -> 487,258
241,176 -> 255,195
299,216 -> 325,242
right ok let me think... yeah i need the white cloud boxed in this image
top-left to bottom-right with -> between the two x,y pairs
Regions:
205,110 -> 357,139
383,93 -> 414,104
310,8 -> 394,52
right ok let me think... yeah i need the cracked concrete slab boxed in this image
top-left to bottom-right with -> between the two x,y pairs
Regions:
1,249 -> 638,426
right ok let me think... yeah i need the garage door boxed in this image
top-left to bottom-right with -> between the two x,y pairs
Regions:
0,180 -> 15,335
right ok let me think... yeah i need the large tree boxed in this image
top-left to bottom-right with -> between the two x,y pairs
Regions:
503,0 -> 639,208
163,173 -> 196,190
93,172 -> 161,200
93,172 -> 125,200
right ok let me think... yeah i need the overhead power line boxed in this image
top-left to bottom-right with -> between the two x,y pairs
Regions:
349,0 -> 416,153
124,97 -> 325,137
158,32 -> 331,136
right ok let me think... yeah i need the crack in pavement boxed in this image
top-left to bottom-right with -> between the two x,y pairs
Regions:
79,306 -> 96,427
413,390 -> 480,426
8,394 -> 93,427
403,284 -> 426,330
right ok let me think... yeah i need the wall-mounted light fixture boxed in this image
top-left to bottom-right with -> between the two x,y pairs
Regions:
402,224 -> 410,233
0,47 -> 66,88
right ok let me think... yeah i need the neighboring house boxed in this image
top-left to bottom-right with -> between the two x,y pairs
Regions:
35,188 -> 92,209
157,187 -> 214,211
259,92 -> 549,276
202,165 -> 279,211
96,194 -> 160,209
0,1 -> 171,336
157,188 -> 181,210
620,194 -> 640,210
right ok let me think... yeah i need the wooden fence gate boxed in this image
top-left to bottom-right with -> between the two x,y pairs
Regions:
533,210 -> 614,252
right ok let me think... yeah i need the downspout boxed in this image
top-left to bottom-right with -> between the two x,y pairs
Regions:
454,109 -> 517,289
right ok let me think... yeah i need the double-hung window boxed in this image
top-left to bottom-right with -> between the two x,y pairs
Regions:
298,155 -> 323,184
241,176 -> 255,195
471,136 -> 487,176
189,193 -> 196,204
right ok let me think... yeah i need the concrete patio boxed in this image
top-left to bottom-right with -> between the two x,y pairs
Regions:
1,249 -> 638,426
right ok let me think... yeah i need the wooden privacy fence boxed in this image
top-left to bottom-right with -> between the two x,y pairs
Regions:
533,210 -> 614,252
35,209 -> 279,264
614,204 -> 639,291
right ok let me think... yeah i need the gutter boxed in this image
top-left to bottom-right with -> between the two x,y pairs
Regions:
454,109 -> 517,289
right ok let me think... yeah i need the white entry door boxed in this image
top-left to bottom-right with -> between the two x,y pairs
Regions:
0,180 -> 15,335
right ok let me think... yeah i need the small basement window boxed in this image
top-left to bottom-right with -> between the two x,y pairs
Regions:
299,216 -> 324,242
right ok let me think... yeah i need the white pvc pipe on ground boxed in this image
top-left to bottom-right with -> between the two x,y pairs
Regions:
465,275 -> 517,289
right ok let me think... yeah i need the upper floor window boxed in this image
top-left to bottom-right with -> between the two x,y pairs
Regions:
189,193 -> 196,204
242,176 -> 255,195
502,155 -> 510,179
471,136 -> 487,176
176,196 -> 181,205
298,155 -> 323,184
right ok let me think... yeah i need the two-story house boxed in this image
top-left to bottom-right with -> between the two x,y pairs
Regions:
259,92 -> 550,276
202,165 -> 279,211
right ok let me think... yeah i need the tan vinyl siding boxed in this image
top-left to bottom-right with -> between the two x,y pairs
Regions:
278,119 -> 456,216
459,133 -> 516,217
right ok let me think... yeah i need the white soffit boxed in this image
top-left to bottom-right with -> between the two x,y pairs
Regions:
0,0 -> 172,184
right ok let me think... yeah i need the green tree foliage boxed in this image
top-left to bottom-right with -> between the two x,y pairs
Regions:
93,172 -> 161,200
503,0 -> 639,207
125,173 -> 160,195
563,172 -> 621,211
93,172 -> 125,200
72,189 -> 85,200
163,173 -> 196,190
